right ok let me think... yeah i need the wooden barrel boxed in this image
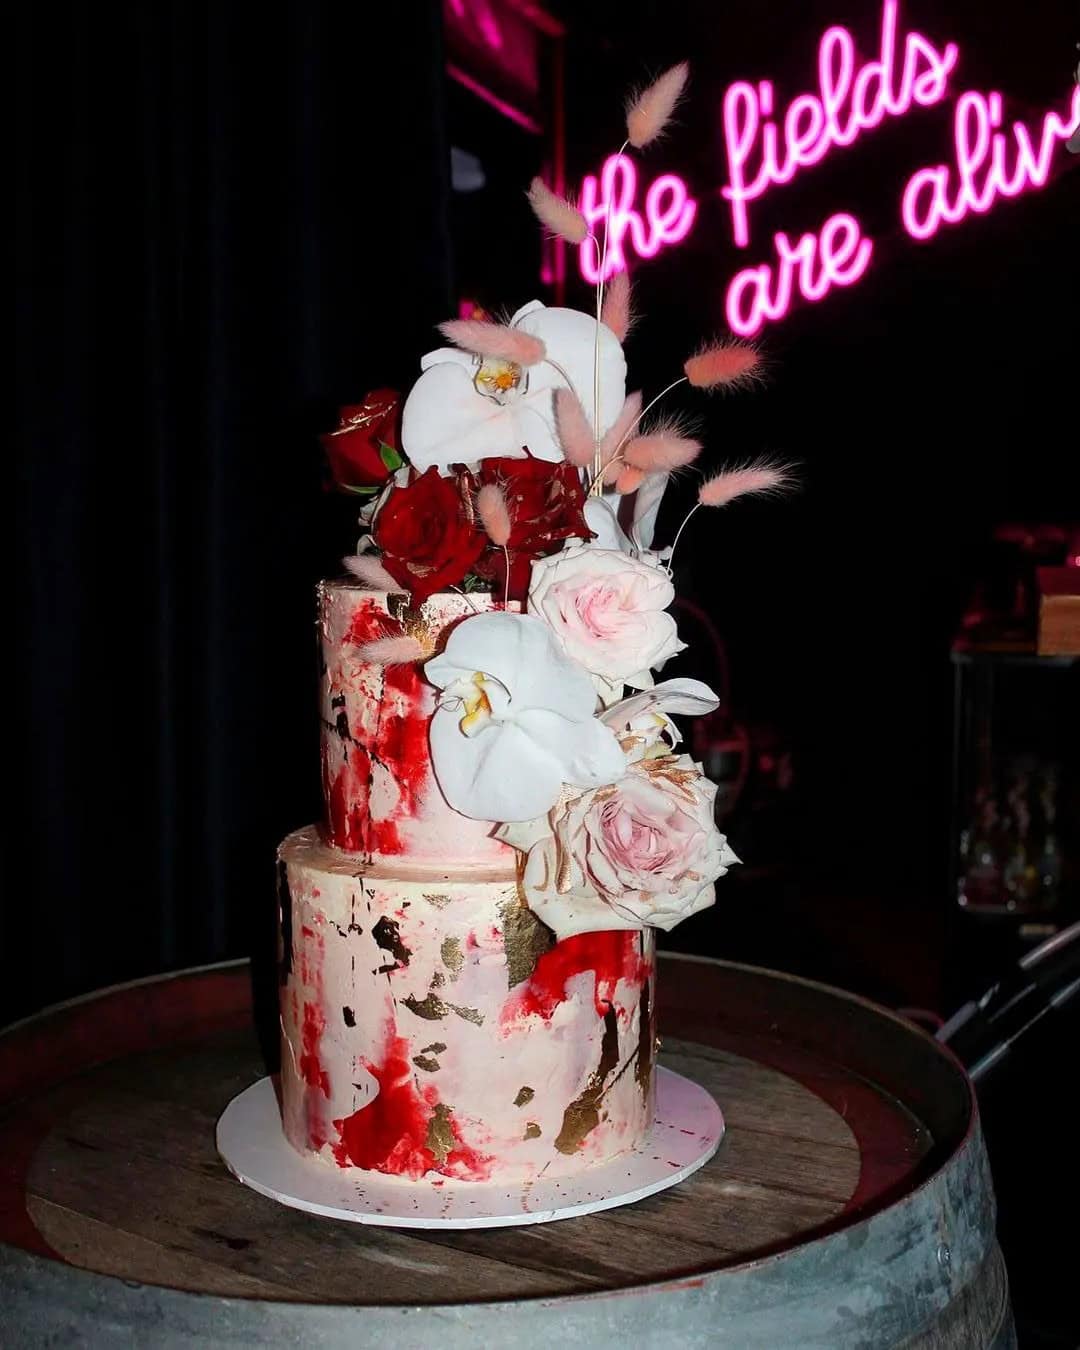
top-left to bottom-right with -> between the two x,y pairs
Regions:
0,957 -> 1013,1348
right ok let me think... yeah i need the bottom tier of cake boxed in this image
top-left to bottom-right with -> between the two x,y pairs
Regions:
278,827 -> 657,1185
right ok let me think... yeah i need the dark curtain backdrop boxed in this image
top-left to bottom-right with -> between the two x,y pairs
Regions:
13,3 -> 453,1024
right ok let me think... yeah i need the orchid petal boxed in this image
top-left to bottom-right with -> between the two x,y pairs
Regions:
604,678 -> 720,727
426,613 -> 596,723
514,708 -> 626,789
429,711 -> 567,821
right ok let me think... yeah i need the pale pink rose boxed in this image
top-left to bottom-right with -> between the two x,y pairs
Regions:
498,752 -> 738,938
528,545 -> 684,698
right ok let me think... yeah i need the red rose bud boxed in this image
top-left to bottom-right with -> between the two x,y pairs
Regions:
467,455 -> 593,602
321,389 -> 403,492
373,467 -> 487,606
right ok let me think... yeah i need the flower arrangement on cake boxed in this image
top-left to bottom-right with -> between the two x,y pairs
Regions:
320,63 -> 789,941
251,62 -> 793,1219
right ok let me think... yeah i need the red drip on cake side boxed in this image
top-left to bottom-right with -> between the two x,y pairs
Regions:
331,1035 -> 493,1181
323,595 -> 431,855
503,931 -> 648,1024
295,920 -> 331,1150
374,661 -> 432,816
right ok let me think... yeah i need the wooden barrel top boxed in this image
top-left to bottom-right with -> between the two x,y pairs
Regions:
0,957 -> 1010,1348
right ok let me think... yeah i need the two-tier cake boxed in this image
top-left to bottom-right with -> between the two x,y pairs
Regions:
270,60 -> 788,1209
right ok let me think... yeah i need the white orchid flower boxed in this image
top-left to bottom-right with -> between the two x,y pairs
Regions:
602,678 -> 720,762
424,611 -> 626,822
401,301 -> 627,474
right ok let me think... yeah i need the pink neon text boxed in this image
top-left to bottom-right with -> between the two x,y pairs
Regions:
721,0 -> 957,247
902,88 -> 1080,241
577,154 -> 697,283
724,213 -> 874,337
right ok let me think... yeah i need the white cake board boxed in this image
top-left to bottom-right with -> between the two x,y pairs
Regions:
217,1067 -> 723,1229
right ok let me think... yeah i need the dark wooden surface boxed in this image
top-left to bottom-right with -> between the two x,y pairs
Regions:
1,959 -> 939,1304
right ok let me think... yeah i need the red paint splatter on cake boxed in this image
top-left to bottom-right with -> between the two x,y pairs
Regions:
503,932 -> 648,1024
373,662 -> 432,817
326,746 -> 375,851
344,595 -> 391,647
299,1001 -> 330,1098
331,1035 -> 493,1181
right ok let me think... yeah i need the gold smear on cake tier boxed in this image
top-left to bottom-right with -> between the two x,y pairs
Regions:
523,1123 -> 541,1141
422,892 -> 453,909
402,992 -> 484,1026
441,937 -> 464,979
412,1054 -> 441,1072
426,1103 -> 455,1166
513,1086 -> 535,1108
499,889 -> 554,988
554,1005 -> 621,1155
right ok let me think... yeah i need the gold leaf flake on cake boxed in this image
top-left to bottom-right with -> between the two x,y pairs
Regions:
402,992 -> 449,1021
523,1122 -> 541,1140
412,1053 -> 441,1072
441,936 -> 464,979
554,1006 -> 620,1155
403,991 -> 484,1026
513,1086 -> 535,1108
426,1103 -> 455,1166
422,892 -> 453,909
499,890 -> 554,988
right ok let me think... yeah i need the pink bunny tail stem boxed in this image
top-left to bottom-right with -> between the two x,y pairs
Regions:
684,340 -> 762,391
555,387 -> 597,468
600,269 -> 634,341
343,554 -> 400,590
698,461 -> 793,507
438,319 -> 546,367
526,177 -> 589,244
476,483 -> 513,546
355,635 -> 426,666
626,62 -> 689,149
623,429 -> 702,472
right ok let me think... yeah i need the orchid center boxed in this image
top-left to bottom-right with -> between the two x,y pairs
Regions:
458,672 -> 496,737
474,357 -> 525,405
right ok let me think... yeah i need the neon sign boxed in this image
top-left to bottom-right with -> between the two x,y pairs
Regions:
577,154 -> 696,284
721,0 -> 957,248
902,89 -> 1079,241
574,0 -> 1079,334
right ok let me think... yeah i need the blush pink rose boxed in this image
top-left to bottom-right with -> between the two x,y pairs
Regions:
528,545 -> 684,700
499,752 -> 738,939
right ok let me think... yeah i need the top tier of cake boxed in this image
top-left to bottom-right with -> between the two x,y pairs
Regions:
319,581 -> 516,870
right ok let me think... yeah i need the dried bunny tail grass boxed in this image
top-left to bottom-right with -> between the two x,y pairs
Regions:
526,177 -> 589,244
615,465 -> 646,494
355,634 -> 426,666
626,62 -> 689,149
476,483 -> 512,546
623,425 -> 703,472
438,319 -> 546,367
343,553 -> 399,590
598,390 -> 643,468
698,459 -> 795,508
684,339 -> 763,391
554,387 -> 597,467
600,268 -> 634,341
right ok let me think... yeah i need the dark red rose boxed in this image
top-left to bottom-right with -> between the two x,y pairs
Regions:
373,467 -> 487,605
321,389 -> 403,492
465,455 -> 593,601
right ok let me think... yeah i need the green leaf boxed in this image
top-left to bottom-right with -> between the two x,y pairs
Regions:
378,441 -> 403,472
340,483 -> 380,496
